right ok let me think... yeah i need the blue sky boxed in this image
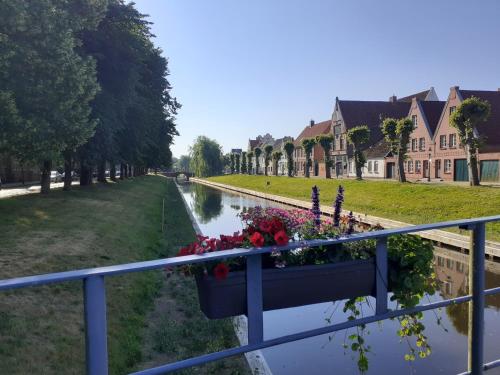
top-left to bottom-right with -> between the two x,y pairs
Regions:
133,0 -> 500,158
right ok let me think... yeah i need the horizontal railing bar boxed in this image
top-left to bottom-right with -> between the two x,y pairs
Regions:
130,288 -> 500,375
2,215 -> 500,291
457,358 -> 500,374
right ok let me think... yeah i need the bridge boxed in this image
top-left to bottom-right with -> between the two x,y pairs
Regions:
162,171 -> 194,181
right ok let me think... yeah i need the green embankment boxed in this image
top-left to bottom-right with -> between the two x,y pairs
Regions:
0,176 -> 248,374
207,175 -> 500,241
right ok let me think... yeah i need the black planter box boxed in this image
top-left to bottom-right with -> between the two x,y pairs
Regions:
195,258 -> 376,319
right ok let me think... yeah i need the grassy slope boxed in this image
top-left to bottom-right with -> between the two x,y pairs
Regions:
207,175 -> 500,241
0,176 -> 248,374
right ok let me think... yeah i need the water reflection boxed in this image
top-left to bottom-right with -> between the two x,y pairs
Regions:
189,183 -> 223,223
180,182 -> 500,374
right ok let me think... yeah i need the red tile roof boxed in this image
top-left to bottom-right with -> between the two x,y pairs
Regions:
460,90 -> 500,152
294,120 -> 331,145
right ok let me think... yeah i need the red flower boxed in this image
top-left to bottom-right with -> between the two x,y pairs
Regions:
213,263 -> 230,280
274,230 -> 289,246
259,220 -> 272,233
246,226 -> 257,235
177,246 -> 191,256
270,217 -> 285,234
250,231 -> 265,247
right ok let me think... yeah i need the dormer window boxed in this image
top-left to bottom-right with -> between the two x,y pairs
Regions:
412,115 -> 417,128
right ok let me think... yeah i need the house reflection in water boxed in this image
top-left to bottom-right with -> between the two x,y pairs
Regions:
434,247 -> 500,335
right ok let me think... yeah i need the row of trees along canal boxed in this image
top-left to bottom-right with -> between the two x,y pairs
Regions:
0,0 -> 180,193
194,97 -> 490,184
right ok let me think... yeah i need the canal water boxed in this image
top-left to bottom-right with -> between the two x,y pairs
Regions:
179,182 -> 500,374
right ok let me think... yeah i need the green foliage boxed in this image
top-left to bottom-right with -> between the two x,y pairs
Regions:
263,145 -> 273,175
301,138 -> 316,177
246,152 -> 254,174
241,152 -> 247,174
189,136 -> 224,177
254,147 -> 262,174
272,151 -> 282,176
235,153 -> 241,174
229,153 -> 235,174
175,155 -> 191,172
283,141 -> 295,177
381,118 -> 414,182
347,125 -> 370,180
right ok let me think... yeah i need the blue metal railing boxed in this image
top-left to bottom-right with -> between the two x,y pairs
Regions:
1,215 -> 500,375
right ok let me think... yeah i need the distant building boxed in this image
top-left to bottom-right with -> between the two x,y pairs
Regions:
294,120 -> 332,177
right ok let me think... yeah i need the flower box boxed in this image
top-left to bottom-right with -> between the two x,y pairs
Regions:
195,258 -> 376,319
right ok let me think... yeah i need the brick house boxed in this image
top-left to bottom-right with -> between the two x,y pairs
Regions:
404,98 -> 446,181
293,120 -> 331,177
270,136 -> 293,176
331,97 -> 411,178
247,134 -> 274,174
347,139 -> 392,178
432,87 -> 500,182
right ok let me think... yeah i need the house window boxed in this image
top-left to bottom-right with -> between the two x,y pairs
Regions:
374,161 -> 379,173
449,134 -> 457,148
411,139 -> 418,152
444,159 -> 451,173
368,161 -> 372,172
412,115 -> 417,128
334,125 -> 341,135
348,161 -> 353,173
419,138 -> 425,151
415,160 -> 422,173
408,161 -> 414,173
440,135 -> 447,149
450,106 -> 456,115
339,137 -> 344,150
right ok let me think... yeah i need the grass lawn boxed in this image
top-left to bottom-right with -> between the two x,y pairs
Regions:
207,175 -> 500,241
0,176 -> 248,375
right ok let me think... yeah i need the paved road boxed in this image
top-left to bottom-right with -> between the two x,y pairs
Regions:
0,181 -> 80,199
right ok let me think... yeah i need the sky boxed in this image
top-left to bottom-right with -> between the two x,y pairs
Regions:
133,0 -> 500,158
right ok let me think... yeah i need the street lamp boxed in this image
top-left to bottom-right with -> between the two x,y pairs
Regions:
428,146 -> 432,182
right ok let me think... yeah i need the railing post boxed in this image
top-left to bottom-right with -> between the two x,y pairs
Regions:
375,237 -> 388,315
468,223 -> 486,375
246,254 -> 263,344
84,276 -> 109,375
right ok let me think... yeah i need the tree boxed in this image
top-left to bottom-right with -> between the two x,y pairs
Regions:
381,118 -> 414,182
264,145 -> 273,176
189,136 -> 224,177
247,152 -> 254,174
177,155 -> 191,172
0,0 -> 107,193
284,141 -> 295,177
301,138 -> 316,178
347,126 -> 371,180
254,147 -> 262,174
229,153 -> 235,174
450,97 -> 491,186
235,153 -> 241,174
316,134 -> 334,178
272,151 -> 283,176
241,152 -> 247,174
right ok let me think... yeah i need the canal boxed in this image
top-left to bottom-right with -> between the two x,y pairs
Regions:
179,182 -> 500,374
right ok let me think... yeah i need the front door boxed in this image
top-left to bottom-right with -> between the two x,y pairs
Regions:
435,159 -> 441,178
335,162 -> 342,177
454,159 -> 469,181
480,160 -> 499,182
386,162 -> 395,179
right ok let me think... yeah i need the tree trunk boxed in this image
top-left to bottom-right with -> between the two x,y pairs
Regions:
305,157 -> 310,178
110,163 -> 116,181
397,153 -> 406,183
467,146 -> 480,186
264,161 -> 268,176
325,157 -> 331,179
80,161 -> 92,186
97,160 -> 106,183
128,164 -> 132,177
63,151 -> 72,191
40,160 -> 51,194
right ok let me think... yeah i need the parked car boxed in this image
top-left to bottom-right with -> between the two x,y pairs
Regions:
50,171 -> 62,182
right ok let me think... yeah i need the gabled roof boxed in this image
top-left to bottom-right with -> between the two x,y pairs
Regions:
364,138 -> 392,159
398,89 -> 432,103
337,100 -> 411,144
418,100 -> 446,136
459,90 -> 500,151
294,120 -> 331,145
248,139 -> 259,150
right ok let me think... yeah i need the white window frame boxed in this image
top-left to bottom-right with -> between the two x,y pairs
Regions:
408,161 -> 414,173
415,160 -> 422,173
444,159 -> 452,173
419,138 -> 426,151
412,115 -> 417,128
440,135 -> 447,149
449,134 -> 457,148
374,161 -> 379,173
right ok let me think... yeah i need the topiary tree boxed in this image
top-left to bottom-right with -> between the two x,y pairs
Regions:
301,138 -> 316,178
229,153 -> 235,174
272,151 -> 282,176
316,134 -> 334,178
264,144 -> 273,176
283,141 -> 295,177
247,151 -> 254,174
347,125 -> 370,180
235,153 -> 240,173
450,96 -> 491,186
254,147 -> 262,174
381,118 -> 414,182
241,151 -> 247,174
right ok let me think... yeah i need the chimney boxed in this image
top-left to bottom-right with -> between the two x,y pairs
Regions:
310,119 -> 315,127
389,95 -> 397,103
